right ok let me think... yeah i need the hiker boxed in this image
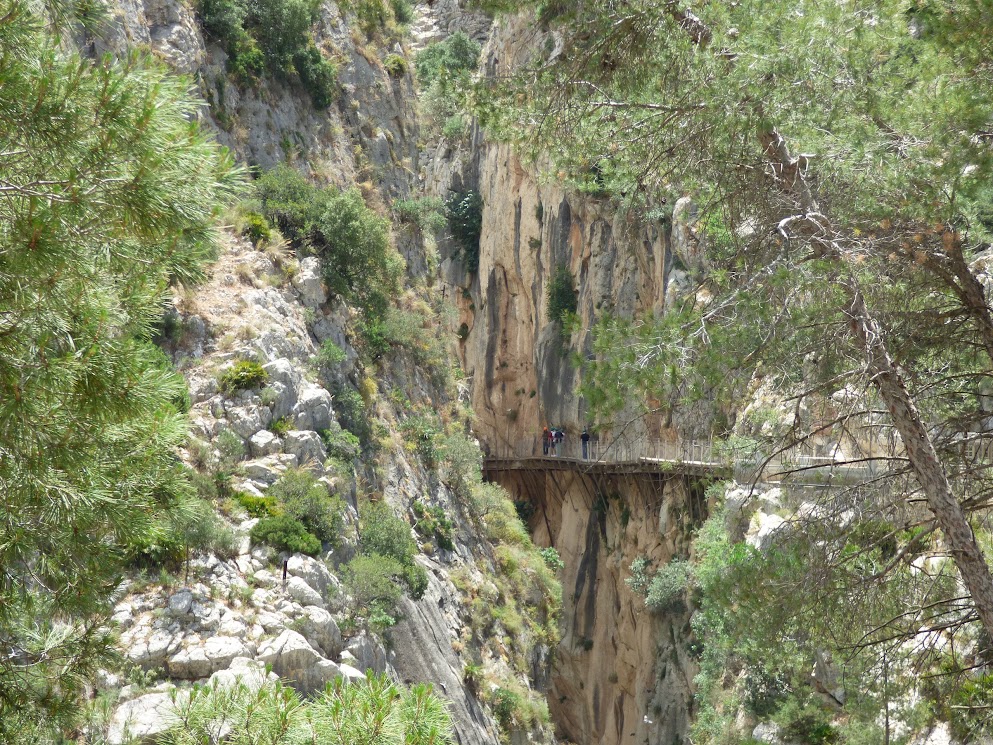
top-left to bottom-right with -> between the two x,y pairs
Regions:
542,426 -> 551,455
581,428 -> 590,460
555,427 -> 565,455
550,428 -> 558,456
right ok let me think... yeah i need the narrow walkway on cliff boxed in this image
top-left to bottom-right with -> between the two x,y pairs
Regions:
483,435 -> 993,486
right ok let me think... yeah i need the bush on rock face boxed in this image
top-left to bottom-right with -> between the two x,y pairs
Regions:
268,468 -> 345,545
255,166 -> 403,317
251,514 -> 321,556
218,360 -> 269,395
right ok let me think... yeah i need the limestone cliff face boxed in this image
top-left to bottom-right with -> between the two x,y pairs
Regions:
466,153 -> 669,451
427,15 -> 685,453
487,467 -> 703,745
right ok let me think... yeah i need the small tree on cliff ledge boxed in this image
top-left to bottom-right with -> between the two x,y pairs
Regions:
0,0 -> 240,735
474,0 -> 993,707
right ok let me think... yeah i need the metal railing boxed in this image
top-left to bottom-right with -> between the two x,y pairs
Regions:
485,434 -> 993,484
485,436 -> 723,466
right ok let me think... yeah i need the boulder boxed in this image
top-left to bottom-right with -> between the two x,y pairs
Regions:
283,430 -> 328,466
286,555 -> 334,597
752,722 -> 783,744
338,662 -> 367,683
208,657 -> 278,692
256,629 -> 323,681
166,590 -> 193,618
204,636 -> 251,671
286,575 -> 325,608
746,511 -> 786,550
127,628 -> 181,669
243,454 -> 298,485
293,385 -> 333,432
262,359 -> 300,420
226,405 -> 272,439
295,606 -> 342,658
107,690 -> 185,745
292,257 -> 328,309
168,644 -> 211,679
249,430 -> 282,457
342,634 -> 388,674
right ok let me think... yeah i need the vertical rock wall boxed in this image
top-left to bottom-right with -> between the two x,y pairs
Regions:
487,468 -> 703,745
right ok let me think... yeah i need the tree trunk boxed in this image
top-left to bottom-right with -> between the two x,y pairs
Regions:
845,281 -> 993,638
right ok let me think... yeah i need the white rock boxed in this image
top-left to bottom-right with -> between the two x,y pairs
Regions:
243,454 -> 298,485
167,590 -> 193,617
746,511 -> 786,550
286,575 -> 325,608
293,385 -> 333,432
752,721 -> 783,744
168,644 -> 212,679
252,569 -> 280,588
908,722 -> 955,745
107,690 -> 185,745
283,430 -> 328,466
208,657 -> 278,692
344,634 -> 388,674
226,405 -> 271,440
292,257 -> 328,309
295,606 -> 342,658
286,555 -> 333,597
250,429 -> 282,457
204,636 -> 251,670
256,629 -> 323,678
338,662 -> 366,683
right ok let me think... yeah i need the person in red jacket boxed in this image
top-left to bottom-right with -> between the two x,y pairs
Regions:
542,426 -> 551,455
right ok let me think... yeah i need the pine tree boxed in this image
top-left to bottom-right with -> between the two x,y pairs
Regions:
0,0 -> 240,734
159,674 -> 454,745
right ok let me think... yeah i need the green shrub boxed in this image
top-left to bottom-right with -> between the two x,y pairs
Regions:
320,423 -> 362,461
130,496 -> 239,567
235,491 -> 280,518
360,501 -> 418,563
216,428 -> 247,465
359,501 -> 426,599
389,0 -> 412,23
342,553 -> 405,625
270,416 -> 292,437
445,190 -> 483,273
293,44 -> 337,108
384,53 -> 408,78
539,546 -> 564,571
401,414 -> 441,468
645,558 -> 691,612
314,339 -> 347,371
268,468 -> 345,544
441,114 -> 466,140
415,32 -> 480,89
228,40 -> 266,82
197,0 -> 248,49
413,500 -> 455,551
242,211 -> 272,244
546,265 -> 576,324
218,359 -> 269,395
331,381 -> 371,444
251,514 -> 321,555
492,687 -> 523,730
256,166 -> 403,316
393,196 -> 446,232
